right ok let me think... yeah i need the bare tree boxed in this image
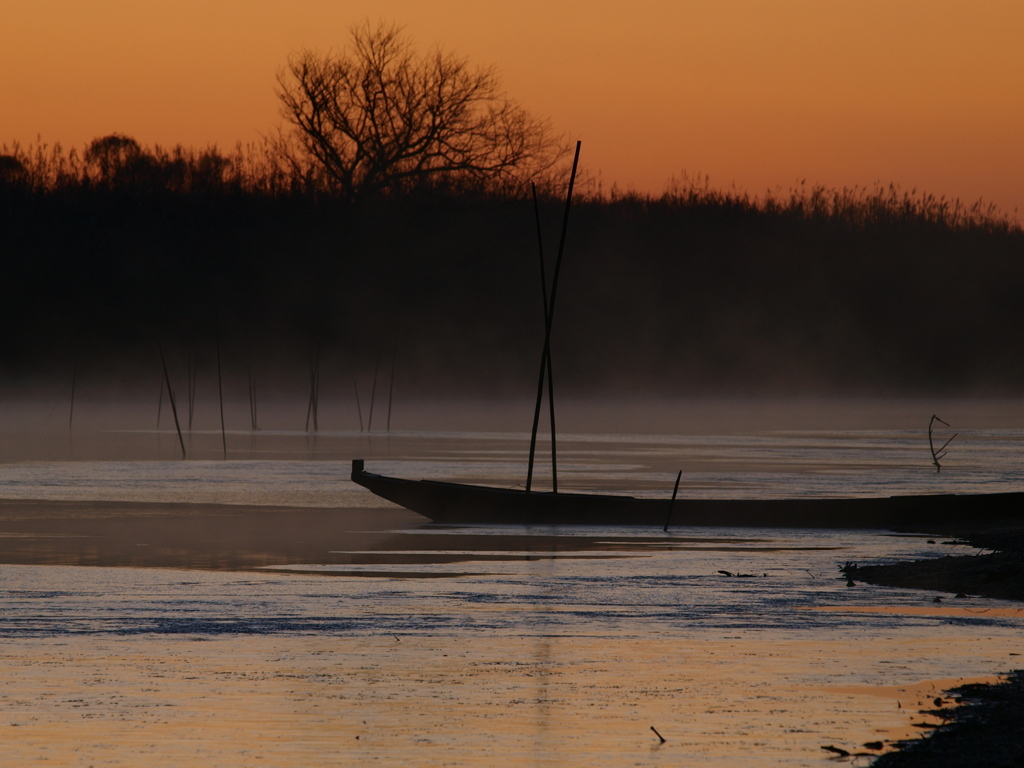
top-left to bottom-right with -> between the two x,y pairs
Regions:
276,22 -> 563,200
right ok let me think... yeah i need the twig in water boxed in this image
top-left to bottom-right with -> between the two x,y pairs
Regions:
247,362 -> 258,431
928,414 -> 957,473
189,355 -> 198,431
313,354 -> 320,430
186,355 -> 197,432
68,359 -> 76,433
367,352 -> 380,432
157,374 -> 165,428
306,347 -> 321,432
663,470 -> 682,532
353,380 -> 364,432
157,343 -> 186,460
215,325 -> 226,459
821,745 -> 850,757
386,338 -> 397,432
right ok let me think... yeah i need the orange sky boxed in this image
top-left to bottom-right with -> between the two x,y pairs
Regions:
3,0 -> 1022,216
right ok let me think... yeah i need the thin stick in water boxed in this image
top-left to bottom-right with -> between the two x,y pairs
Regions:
68,360 -> 76,434
527,140 -> 581,493
158,343 -> 187,460
386,338 -> 397,432
216,331 -> 227,459
190,356 -> 200,431
305,348 -> 320,432
663,470 -> 683,532
531,182 -> 558,492
367,352 -> 380,432
186,356 -> 194,431
157,374 -> 165,428
248,363 -> 259,431
928,414 -> 957,473
313,351 -> 320,431
353,380 -> 364,432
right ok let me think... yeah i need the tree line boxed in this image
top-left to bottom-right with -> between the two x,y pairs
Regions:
2,173 -> 1022,396
2,22 -> 1022,396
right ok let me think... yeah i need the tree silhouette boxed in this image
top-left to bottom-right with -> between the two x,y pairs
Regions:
276,21 -> 562,201
84,134 -> 145,186
0,154 -> 27,187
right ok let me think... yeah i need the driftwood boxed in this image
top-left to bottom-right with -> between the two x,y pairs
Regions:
928,414 -> 957,473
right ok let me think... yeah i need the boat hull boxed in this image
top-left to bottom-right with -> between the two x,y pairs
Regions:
351,460 -> 1024,529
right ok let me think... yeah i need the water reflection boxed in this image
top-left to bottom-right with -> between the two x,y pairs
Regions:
1,415 -> 1023,765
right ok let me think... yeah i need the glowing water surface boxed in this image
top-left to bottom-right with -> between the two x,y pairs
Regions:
1,410 -> 1023,766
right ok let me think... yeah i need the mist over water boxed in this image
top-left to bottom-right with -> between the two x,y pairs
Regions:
4,396 -> 1024,502
1,396 -> 1023,764
5,32 -> 1023,762
3,189 -> 1024,400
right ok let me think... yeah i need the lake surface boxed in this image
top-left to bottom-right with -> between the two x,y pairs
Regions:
1,398 -> 1023,765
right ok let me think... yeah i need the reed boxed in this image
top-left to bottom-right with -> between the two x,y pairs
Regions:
5,134 -> 1024,398
4,134 -> 1018,233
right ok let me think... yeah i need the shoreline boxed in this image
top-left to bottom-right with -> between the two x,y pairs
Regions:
4,496 -> 1022,763
848,523 -> 1024,765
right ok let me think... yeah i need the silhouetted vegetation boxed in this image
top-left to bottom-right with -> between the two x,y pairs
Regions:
1,135 -> 1022,397
276,22 -> 564,201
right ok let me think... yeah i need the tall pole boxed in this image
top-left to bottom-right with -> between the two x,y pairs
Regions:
158,343 -> 187,460
386,338 -> 397,432
248,364 -> 258,431
663,471 -> 683,532
305,348 -> 320,432
68,359 -> 76,434
367,352 -> 380,432
216,328 -> 227,459
530,182 -> 559,493
353,380 -> 364,432
526,140 -> 581,493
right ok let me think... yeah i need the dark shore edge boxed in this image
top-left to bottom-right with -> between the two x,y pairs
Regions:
847,524 -> 1024,766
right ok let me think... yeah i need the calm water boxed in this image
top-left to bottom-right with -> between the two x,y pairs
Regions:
1,400 -> 1023,765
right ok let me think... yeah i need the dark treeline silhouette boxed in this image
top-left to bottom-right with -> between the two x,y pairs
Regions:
2,137 -> 1022,397
276,21 -> 564,202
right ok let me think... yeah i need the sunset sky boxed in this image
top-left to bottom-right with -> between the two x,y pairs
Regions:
3,0 -> 1022,216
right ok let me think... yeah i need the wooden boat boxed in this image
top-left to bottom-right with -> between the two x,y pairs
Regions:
351,459 -> 1024,529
